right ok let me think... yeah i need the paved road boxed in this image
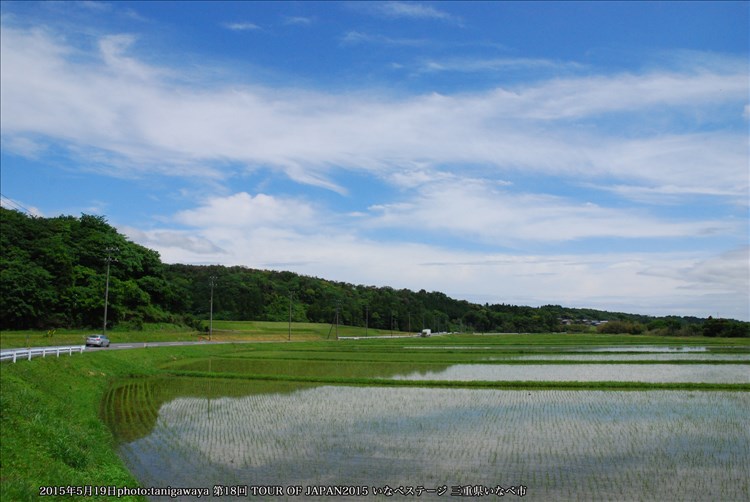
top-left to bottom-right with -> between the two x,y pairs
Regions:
1,340 -> 234,362
87,340 -> 232,351
4,335 -> 429,361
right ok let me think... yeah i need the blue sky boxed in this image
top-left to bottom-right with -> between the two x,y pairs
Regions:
1,1 -> 748,320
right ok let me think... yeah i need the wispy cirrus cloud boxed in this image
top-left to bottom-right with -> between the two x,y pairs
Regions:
123,189 -> 747,319
119,226 -> 225,255
2,3 -> 746,321
283,16 -> 314,26
370,1 -> 460,23
0,195 -> 44,217
645,247 -> 750,294
2,22 -> 746,203
223,21 -> 261,31
340,30 -> 428,47
1,22 -> 746,205
419,57 -> 585,74
366,176 -> 740,244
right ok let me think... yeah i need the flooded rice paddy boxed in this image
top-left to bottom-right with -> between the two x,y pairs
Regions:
103,340 -> 750,501
404,345 -> 718,352
104,381 -> 749,501
169,358 -> 750,383
388,363 -> 750,383
487,353 -> 750,361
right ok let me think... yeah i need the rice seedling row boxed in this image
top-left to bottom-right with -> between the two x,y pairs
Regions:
104,384 -> 750,501
164,357 -> 749,384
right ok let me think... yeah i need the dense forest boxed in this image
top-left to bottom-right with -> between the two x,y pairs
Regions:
1,208 -> 747,337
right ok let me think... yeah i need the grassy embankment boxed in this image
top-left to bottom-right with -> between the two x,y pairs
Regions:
0,321 -> 401,500
0,342 -> 237,501
2,325 -> 748,501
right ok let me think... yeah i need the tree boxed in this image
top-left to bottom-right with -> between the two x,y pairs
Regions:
0,255 -> 55,329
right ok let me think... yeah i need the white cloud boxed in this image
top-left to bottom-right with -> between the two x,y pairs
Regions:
283,16 -> 314,26
3,22 -> 748,321
1,24 -> 746,202
223,22 -> 261,31
78,1 -> 111,12
174,192 -> 319,230
127,215 -> 749,320
112,189 -> 748,320
98,34 -> 165,81
512,70 -> 748,120
1,135 -> 46,158
0,196 -> 44,217
419,57 -> 584,74
372,2 -> 459,23
340,30 -> 428,47
644,246 -> 750,295
120,226 -> 225,255
365,177 -> 739,244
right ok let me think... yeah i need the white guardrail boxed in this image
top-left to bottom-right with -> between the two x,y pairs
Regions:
0,345 -> 86,363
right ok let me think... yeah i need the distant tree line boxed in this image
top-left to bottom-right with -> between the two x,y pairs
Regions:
1,208 -> 748,337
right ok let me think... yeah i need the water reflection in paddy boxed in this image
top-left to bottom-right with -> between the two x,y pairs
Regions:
586,346 -> 709,352
486,353 -> 750,361
387,364 -> 750,383
105,380 -> 750,502
170,356 -> 749,384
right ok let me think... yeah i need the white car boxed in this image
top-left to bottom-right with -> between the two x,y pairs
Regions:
86,334 -> 110,347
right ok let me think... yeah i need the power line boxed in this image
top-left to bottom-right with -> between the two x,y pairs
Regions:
0,193 -> 35,215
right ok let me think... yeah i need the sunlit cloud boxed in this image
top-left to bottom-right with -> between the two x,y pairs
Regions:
174,192 -> 319,230
283,16 -> 314,26
1,24 -> 745,202
223,22 -> 261,31
365,178 -> 740,244
0,195 -> 44,217
135,213 -> 744,319
1,14 -> 747,320
369,1 -> 458,22
340,30 -> 428,47
419,57 -> 585,73
119,226 -> 225,255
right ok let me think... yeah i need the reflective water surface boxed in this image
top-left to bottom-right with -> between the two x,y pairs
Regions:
386,363 -> 750,383
103,378 -> 750,501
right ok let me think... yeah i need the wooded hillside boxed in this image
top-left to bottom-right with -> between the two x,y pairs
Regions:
1,208 -> 747,336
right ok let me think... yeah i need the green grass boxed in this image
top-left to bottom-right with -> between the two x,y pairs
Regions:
0,344 -> 232,501
1,327 -> 748,500
0,324 -> 200,350
0,321 -> 410,349
209,319 -> 408,339
167,369 -> 750,391
4,321 -> 749,349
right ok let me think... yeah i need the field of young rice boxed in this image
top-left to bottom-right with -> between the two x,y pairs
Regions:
387,363 -> 750,383
104,379 -> 750,502
488,353 -> 750,361
97,335 -> 749,501
167,356 -> 749,384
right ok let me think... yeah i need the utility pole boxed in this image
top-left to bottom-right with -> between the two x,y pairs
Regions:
327,300 -> 341,340
365,305 -> 369,337
335,301 -> 340,340
209,275 -> 217,341
103,246 -> 119,334
288,290 -> 294,341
